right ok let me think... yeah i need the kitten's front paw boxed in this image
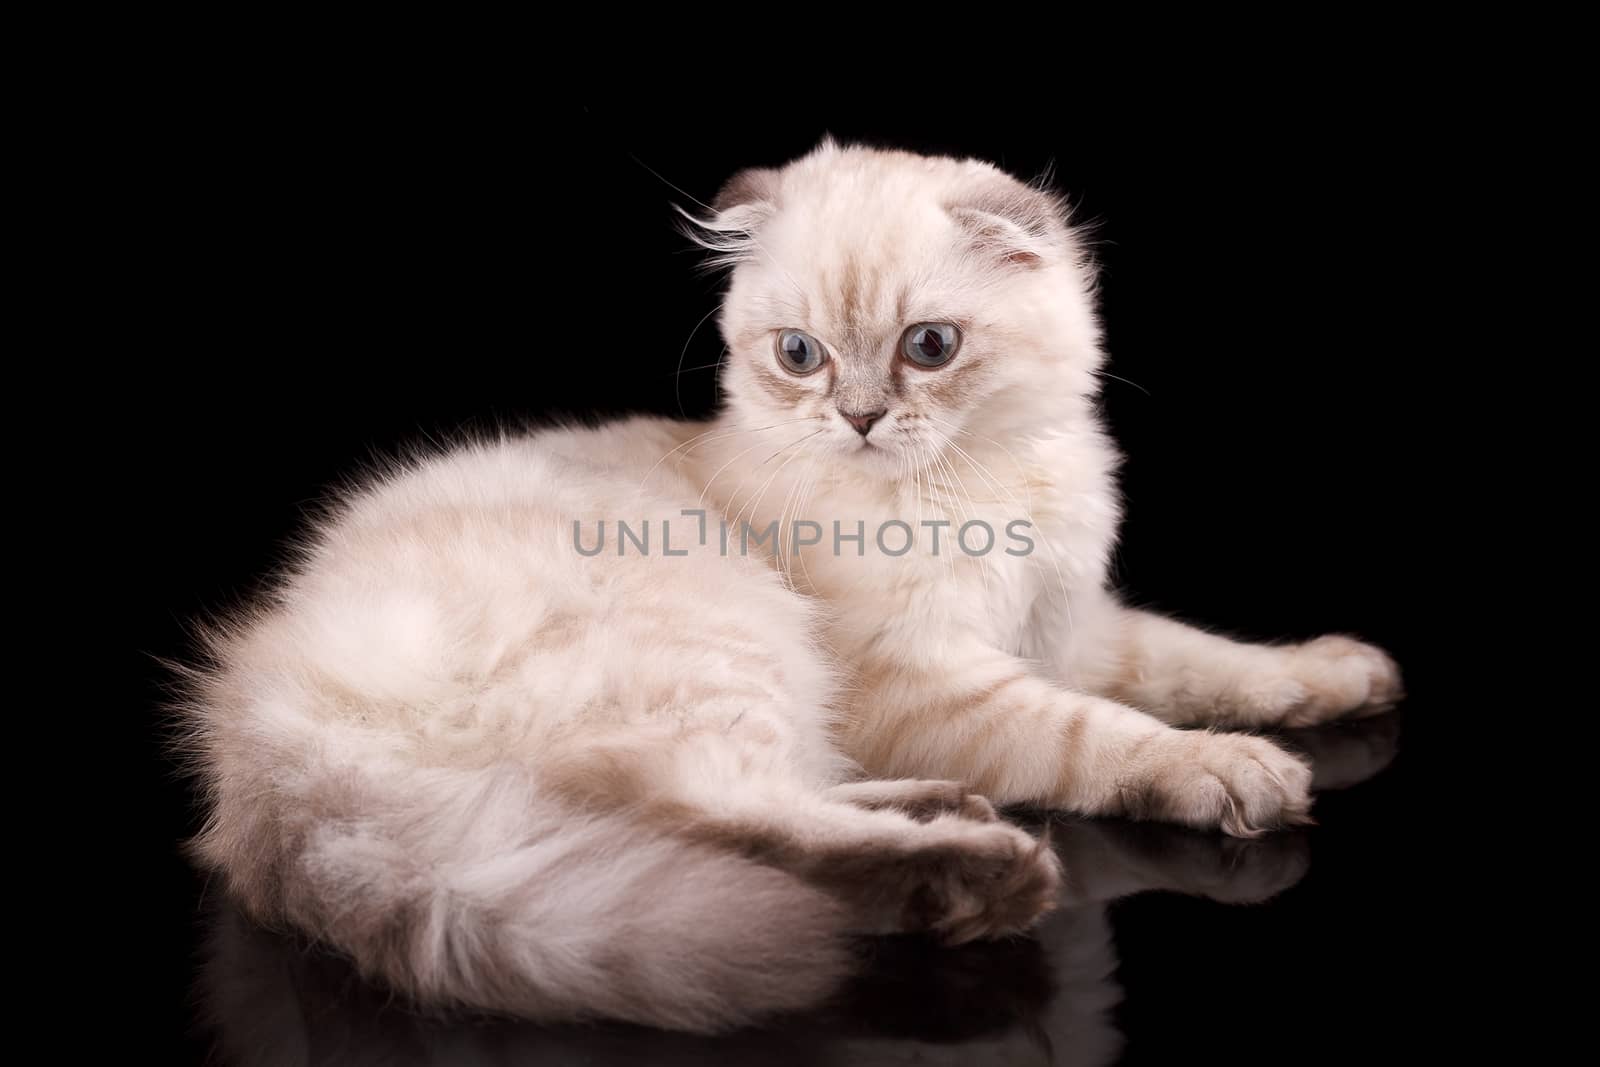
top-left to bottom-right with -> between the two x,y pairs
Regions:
1276,635 -> 1403,726
1123,733 -> 1313,839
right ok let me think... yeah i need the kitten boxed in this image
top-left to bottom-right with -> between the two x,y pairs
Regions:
180,139 -> 1401,1033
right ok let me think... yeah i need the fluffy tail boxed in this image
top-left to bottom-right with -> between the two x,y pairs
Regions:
191,756 -> 853,1032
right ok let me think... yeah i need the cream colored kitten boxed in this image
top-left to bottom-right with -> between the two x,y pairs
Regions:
183,140 -> 1401,1033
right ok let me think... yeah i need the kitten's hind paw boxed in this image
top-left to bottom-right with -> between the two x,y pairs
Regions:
905,821 -> 1063,944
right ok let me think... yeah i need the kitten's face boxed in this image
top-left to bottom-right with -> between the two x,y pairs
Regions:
708,143 -> 1103,477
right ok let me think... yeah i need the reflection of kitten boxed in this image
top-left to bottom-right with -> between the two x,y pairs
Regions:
180,141 -> 1401,1031
196,817 -> 1319,1067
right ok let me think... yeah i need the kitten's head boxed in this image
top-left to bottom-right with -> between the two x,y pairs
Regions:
693,140 -> 1103,473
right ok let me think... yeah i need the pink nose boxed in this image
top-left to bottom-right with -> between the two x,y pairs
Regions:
840,408 -> 886,436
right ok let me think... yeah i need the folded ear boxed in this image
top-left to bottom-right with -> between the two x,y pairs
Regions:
679,167 -> 782,269
713,167 -> 781,222
948,179 -> 1072,270
713,167 -> 779,212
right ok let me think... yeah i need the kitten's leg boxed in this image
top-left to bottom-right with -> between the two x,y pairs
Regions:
843,645 -> 1313,837
1080,605 -> 1403,728
824,779 -> 999,822
545,734 -> 1058,942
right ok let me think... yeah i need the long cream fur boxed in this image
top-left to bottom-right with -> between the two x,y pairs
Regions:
181,140 -> 1401,1032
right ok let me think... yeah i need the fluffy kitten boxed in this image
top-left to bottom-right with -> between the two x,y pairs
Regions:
182,140 -> 1401,1033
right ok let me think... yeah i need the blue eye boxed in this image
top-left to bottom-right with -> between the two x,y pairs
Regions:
901,322 -> 961,368
776,329 -> 828,375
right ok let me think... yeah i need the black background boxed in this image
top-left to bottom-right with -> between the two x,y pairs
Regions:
118,96 -> 1456,1062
